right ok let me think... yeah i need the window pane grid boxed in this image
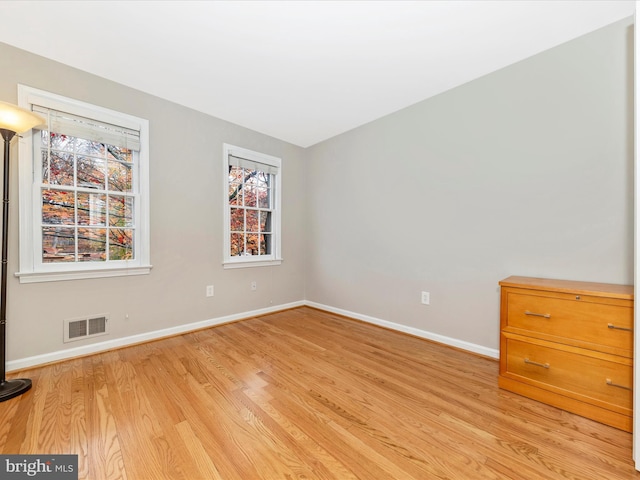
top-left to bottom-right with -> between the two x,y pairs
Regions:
228,165 -> 273,257
39,129 -> 135,263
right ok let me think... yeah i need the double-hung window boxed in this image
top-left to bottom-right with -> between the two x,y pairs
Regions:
17,85 -> 150,283
223,144 -> 281,268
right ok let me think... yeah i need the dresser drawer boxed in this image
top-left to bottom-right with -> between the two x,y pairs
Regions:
505,290 -> 633,354
503,337 -> 632,412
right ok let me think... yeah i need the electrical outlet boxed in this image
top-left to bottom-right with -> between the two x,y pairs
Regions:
421,291 -> 430,305
251,281 -> 257,291
206,285 -> 214,297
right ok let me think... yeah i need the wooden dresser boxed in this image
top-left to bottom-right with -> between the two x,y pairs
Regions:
498,276 -> 634,432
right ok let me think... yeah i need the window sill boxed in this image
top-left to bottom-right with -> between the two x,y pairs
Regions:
223,259 -> 282,269
16,265 -> 153,283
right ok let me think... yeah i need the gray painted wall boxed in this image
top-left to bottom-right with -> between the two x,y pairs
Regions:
0,42 -> 307,362
305,17 -> 634,351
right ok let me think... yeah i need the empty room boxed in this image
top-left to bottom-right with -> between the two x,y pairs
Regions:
0,1 -> 638,479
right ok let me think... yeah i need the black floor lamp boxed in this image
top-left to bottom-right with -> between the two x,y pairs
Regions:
0,101 -> 44,402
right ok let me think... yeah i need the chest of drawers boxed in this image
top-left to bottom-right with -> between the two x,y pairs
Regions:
498,276 -> 634,432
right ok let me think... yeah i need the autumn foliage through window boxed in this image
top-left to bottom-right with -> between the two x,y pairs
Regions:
228,165 -> 272,257
40,131 -> 135,263
17,85 -> 149,283
223,144 -> 281,268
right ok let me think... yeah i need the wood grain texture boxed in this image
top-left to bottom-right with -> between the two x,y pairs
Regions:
499,277 -> 634,432
1,306 -> 638,479
499,276 -> 634,299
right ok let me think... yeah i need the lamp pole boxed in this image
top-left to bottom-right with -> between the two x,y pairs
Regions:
0,128 -> 30,401
0,102 -> 44,402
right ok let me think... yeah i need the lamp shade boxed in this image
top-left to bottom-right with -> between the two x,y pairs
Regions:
0,101 -> 45,134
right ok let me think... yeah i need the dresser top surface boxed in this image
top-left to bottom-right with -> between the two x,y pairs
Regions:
499,276 -> 634,300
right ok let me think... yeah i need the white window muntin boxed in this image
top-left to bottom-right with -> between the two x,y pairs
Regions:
17,85 -> 151,282
223,143 -> 282,268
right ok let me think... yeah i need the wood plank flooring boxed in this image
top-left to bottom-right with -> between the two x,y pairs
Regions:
0,306 -> 638,479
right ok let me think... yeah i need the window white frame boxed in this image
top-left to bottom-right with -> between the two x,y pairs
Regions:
16,85 -> 151,283
223,143 -> 282,269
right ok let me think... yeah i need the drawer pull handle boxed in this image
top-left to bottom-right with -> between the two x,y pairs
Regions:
607,323 -> 633,332
524,311 -> 551,319
524,358 -> 550,369
606,379 -> 632,391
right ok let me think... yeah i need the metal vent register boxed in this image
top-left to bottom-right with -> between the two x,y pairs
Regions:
64,315 -> 109,343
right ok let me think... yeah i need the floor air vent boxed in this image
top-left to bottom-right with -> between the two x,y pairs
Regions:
64,315 -> 109,343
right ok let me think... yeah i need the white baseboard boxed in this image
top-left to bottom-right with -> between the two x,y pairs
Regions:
8,299 -> 498,372
7,300 -> 305,372
305,301 -> 499,359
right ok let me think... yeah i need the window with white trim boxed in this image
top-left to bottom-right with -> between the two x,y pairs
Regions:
17,85 -> 150,283
223,144 -> 281,268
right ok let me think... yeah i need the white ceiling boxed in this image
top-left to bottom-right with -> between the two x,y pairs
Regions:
0,1 -> 635,147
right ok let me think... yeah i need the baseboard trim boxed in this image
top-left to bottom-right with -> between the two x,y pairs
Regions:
8,299 -> 498,372
7,300 -> 305,372
305,301 -> 499,359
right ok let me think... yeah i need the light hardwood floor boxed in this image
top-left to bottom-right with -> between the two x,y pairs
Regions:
0,306 -> 638,479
